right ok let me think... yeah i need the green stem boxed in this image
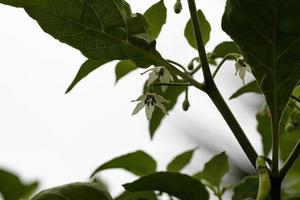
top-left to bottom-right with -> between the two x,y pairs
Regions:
190,64 -> 202,75
155,82 -> 192,87
271,117 -> 279,177
186,0 -> 258,168
166,59 -> 189,73
279,138 -> 300,179
212,53 -> 240,79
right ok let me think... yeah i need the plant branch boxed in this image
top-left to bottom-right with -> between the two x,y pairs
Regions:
166,59 -> 189,73
271,118 -> 279,177
212,53 -> 239,79
186,0 -> 212,83
279,138 -> 300,179
190,64 -> 202,75
186,0 -> 258,168
154,82 -> 192,87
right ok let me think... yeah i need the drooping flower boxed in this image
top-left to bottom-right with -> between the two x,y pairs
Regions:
132,93 -> 170,120
146,66 -> 174,92
235,58 -> 251,84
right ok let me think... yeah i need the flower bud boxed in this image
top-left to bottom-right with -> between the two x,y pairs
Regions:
182,99 -> 190,111
174,0 -> 182,14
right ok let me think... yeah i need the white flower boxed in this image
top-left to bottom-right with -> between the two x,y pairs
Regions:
235,58 -> 252,84
146,66 -> 174,92
132,93 -> 170,120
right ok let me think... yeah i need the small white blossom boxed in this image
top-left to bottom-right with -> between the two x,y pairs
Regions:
235,58 -> 252,84
132,93 -> 170,120
146,66 -> 174,92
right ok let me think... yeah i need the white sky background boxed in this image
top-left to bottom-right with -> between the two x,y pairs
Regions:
0,0 -> 264,198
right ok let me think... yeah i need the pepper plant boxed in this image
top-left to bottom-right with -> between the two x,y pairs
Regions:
0,0 -> 300,199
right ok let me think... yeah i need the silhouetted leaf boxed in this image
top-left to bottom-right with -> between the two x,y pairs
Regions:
124,172 -> 209,200
223,0 -> 300,126
115,60 -> 137,83
193,152 -> 229,187
232,176 -> 258,200
256,106 -> 272,156
91,151 -> 156,177
66,59 -> 109,93
31,182 -> 112,200
185,9 -> 211,49
230,80 -> 262,100
115,191 -> 157,200
144,0 -> 167,40
0,168 -> 38,200
167,148 -> 196,172
1,0 -> 163,69
212,41 -> 240,59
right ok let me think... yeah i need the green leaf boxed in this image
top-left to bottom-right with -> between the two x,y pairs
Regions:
123,172 -> 209,200
185,9 -> 211,49
166,148 -> 196,172
66,59 -> 109,93
222,0 -> 300,126
212,41 -> 240,59
31,182 -> 112,200
256,106 -> 272,156
230,80 -> 262,99
115,191 -> 157,200
232,176 -> 258,200
2,0 -> 162,68
193,152 -> 229,187
282,171 -> 300,199
91,150 -> 156,178
115,60 -> 137,83
148,81 -> 186,138
0,168 -> 39,200
144,0 -> 167,40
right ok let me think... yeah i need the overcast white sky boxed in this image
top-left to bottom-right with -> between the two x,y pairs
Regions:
0,0 -> 264,197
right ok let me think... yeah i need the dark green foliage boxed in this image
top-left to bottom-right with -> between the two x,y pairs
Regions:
223,0 -> 300,124
232,176 -> 258,200
230,80 -> 262,100
115,60 -> 137,83
124,172 -> 209,200
31,182 -> 112,200
0,168 -> 38,200
144,0 -> 167,40
167,148 -> 196,172
212,41 -> 240,59
185,9 -> 211,48
91,150 -> 156,177
193,152 -> 229,187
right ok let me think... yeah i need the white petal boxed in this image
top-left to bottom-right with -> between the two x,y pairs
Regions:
239,69 -> 246,84
145,105 -> 155,120
235,62 -> 241,76
147,72 -> 158,87
154,94 -> 170,103
134,94 -> 147,101
156,102 -> 168,115
132,101 -> 145,115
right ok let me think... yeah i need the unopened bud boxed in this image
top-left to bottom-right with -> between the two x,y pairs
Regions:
182,99 -> 190,111
174,0 -> 182,14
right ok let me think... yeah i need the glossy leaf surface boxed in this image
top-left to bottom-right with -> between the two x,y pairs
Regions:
222,0 -> 300,124
124,172 -> 209,200
91,150 -> 156,177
